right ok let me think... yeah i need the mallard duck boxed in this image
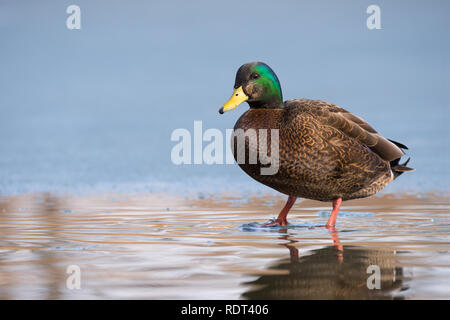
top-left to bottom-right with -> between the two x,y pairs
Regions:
219,62 -> 413,227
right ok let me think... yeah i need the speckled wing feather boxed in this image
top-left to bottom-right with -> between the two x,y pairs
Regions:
285,99 -> 405,161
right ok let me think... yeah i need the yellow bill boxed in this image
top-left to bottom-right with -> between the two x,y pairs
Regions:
219,86 -> 248,114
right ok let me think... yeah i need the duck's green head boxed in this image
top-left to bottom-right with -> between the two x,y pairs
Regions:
219,62 -> 283,114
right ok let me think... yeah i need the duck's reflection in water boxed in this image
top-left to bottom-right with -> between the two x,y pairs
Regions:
242,229 -> 407,300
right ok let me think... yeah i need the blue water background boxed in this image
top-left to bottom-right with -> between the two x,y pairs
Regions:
0,0 -> 449,195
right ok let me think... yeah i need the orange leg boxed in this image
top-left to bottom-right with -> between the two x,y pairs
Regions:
325,198 -> 342,228
264,196 -> 297,226
330,228 -> 344,263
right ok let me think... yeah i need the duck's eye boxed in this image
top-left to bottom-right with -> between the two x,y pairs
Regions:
251,73 -> 260,80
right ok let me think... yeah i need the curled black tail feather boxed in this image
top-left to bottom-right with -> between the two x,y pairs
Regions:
390,157 -> 414,179
387,139 -> 413,179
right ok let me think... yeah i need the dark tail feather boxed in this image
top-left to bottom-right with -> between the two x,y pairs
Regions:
390,157 -> 414,179
388,139 -> 413,179
388,139 -> 409,150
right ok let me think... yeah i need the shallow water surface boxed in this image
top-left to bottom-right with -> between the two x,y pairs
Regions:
0,193 -> 448,299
